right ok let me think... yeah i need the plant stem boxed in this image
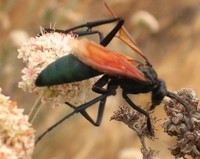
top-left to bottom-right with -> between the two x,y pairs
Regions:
28,95 -> 42,123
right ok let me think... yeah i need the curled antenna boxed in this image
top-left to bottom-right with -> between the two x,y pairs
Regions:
166,91 -> 193,130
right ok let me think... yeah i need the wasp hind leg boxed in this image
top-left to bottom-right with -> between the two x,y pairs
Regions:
36,90 -> 113,144
65,97 -> 106,127
43,17 -> 124,47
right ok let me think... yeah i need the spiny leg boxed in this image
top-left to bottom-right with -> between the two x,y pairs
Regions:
65,98 -> 106,126
76,17 -> 124,45
81,76 -> 118,125
66,75 -> 116,126
100,18 -> 124,46
36,89 -> 116,145
44,18 -> 121,34
43,17 -> 124,46
122,91 -> 153,135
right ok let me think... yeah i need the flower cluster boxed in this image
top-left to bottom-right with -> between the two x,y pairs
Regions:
111,106 -> 157,159
163,88 -> 200,158
111,106 -> 155,137
0,88 -> 35,159
18,30 -> 96,106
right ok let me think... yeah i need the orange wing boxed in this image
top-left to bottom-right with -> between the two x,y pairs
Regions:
69,39 -> 146,81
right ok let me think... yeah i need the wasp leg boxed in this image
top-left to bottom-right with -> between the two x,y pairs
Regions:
87,75 -> 118,126
44,18 -> 120,34
42,17 -> 124,46
66,75 -> 117,126
92,75 -> 109,94
86,75 -> 110,126
100,18 -> 124,46
122,91 -> 153,135
65,101 -> 102,126
65,97 -> 106,127
40,28 -> 104,43
36,91 -> 115,144
76,17 -> 124,45
74,18 -> 124,46
74,30 -> 104,43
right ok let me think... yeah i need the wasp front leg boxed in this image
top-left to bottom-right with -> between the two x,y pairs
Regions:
122,91 -> 153,135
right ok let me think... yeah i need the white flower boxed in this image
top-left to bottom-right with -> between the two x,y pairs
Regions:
0,88 -> 35,159
18,30 -> 97,106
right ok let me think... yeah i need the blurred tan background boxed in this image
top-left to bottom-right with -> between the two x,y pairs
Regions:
0,0 -> 200,158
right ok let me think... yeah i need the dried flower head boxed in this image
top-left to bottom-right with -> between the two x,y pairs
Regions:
111,106 -> 157,159
111,106 -> 155,137
18,29 -> 97,106
0,88 -> 35,159
163,88 -> 200,158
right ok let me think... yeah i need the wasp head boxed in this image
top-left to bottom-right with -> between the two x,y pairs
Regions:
151,79 -> 167,110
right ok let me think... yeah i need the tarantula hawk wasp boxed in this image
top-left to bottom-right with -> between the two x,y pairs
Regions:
35,2 -> 192,144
